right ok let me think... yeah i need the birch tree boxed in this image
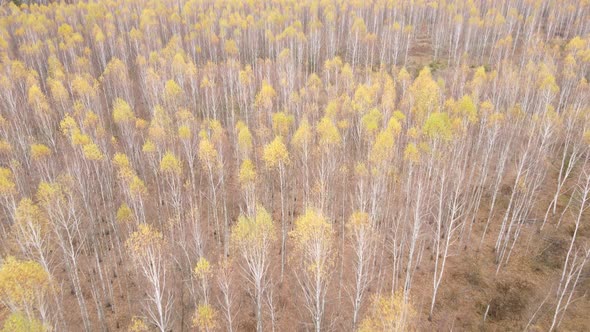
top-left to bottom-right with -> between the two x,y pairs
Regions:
126,224 -> 173,332
290,208 -> 334,332
231,205 -> 275,332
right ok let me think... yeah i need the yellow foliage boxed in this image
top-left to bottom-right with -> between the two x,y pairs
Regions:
236,122 -> 253,155
27,84 -> 50,114
112,98 -> 134,124
206,119 -> 225,143
386,117 -> 402,136
128,316 -> 149,332
0,140 -> 12,155
407,127 -> 420,139
306,73 -> 322,91
537,64 -> 559,96
224,39 -> 238,55
198,136 -> 221,170
290,208 -> 333,275
354,162 -> 369,177
71,74 -> 96,99
324,101 -> 339,118
409,67 -> 440,121
353,84 -> 375,113
48,78 -> 69,103
15,198 -> 48,234
193,257 -> 212,280
480,101 -> 494,116
159,151 -> 183,176
47,56 -> 65,81
262,136 -> 289,169
422,112 -> 453,141
30,144 -> 51,161
57,23 -> 84,49
0,167 -> 16,196
341,63 -> 354,84
82,143 -> 105,161
292,118 -> 312,151
403,143 -> 420,164
93,24 -> 105,43
239,65 -> 253,85
369,129 -> 395,164
324,56 -> 343,72
193,304 -> 217,330
176,109 -> 194,123
142,139 -> 156,153
171,53 -> 186,75
239,159 -> 256,187
148,105 -> 172,142
254,80 -> 276,110
231,205 -> 275,249
126,223 -> 164,257
358,292 -> 416,332
113,153 -> 131,169
83,111 -> 99,129
70,130 -> 91,146
347,211 -> 370,231
1,312 -> 46,332
292,208 -> 332,245
59,115 -> 78,136
178,125 -> 192,140
164,79 -> 184,106
352,17 -> 367,34
361,108 -> 382,137
272,111 -> 294,136
116,203 -> 134,224
456,95 -> 478,123
566,36 -> 587,53
382,75 -> 397,111
129,175 -> 148,198
0,256 -> 52,310
369,118 -> 401,165
36,181 -> 64,209
317,116 -> 341,147
398,67 -> 411,84
470,66 -> 487,90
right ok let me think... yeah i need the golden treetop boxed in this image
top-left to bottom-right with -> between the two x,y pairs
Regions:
30,144 -> 51,161
317,116 -> 341,147
272,111 -> 295,137
198,134 -> 221,170
116,203 -> 134,225
0,256 -> 52,310
160,151 -> 183,176
409,67 -> 441,121
254,80 -> 276,110
291,117 -> 312,151
263,135 -> 290,169
1,312 -> 46,332
422,112 -> 453,141
112,98 -> 134,124
358,292 -> 416,332
193,257 -> 212,280
82,143 -> 105,161
238,158 -> 257,187
126,223 -> 164,258
291,208 -> 333,247
231,204 -> 275,249
0,167 -> 16,196
193,303 -> 217,330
